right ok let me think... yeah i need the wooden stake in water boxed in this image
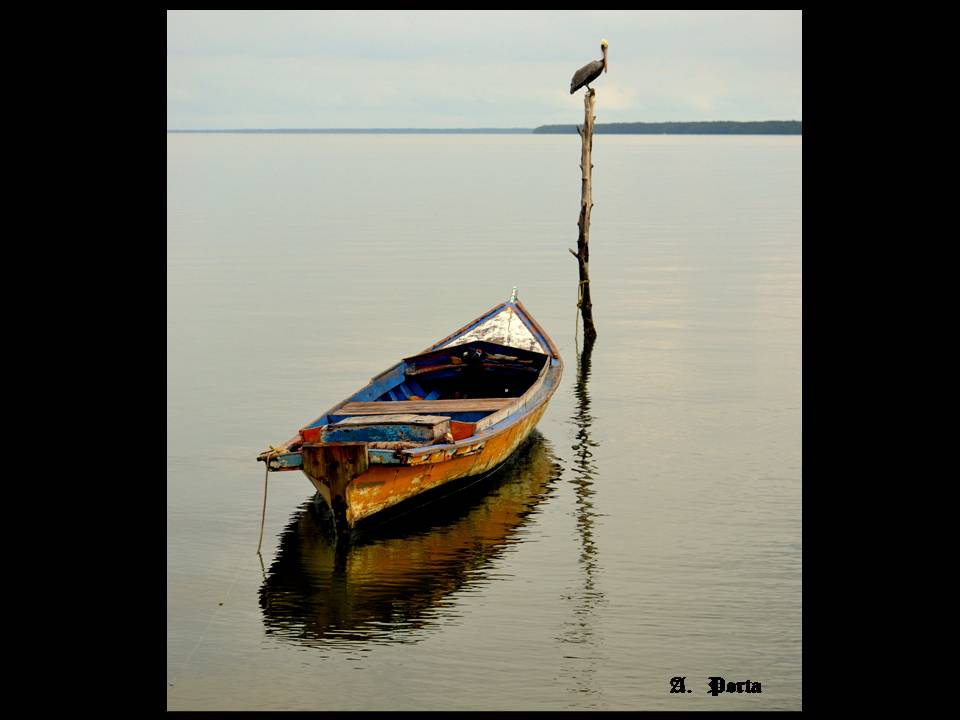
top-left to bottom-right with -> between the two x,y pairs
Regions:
569,88 -> 599,343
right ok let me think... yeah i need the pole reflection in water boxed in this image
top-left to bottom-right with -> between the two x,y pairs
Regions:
559,334 -> 606,704
259,432 -> 562,647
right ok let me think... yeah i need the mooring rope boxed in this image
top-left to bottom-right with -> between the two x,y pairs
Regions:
256,463 -> 269,554
256,445 -> 281,554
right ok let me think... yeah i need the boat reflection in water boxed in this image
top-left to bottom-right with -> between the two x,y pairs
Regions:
259,432 -> 561,646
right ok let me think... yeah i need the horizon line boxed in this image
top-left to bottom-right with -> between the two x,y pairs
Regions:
168,120 -> 802,135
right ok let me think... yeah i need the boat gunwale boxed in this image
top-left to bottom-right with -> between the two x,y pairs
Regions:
372,299 -> 562,456
266,300 -> 562,461
397,353 -> 561,458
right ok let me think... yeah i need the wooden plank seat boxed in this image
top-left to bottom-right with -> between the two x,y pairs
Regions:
322,414 -> 452,444
335,398 -> 511,415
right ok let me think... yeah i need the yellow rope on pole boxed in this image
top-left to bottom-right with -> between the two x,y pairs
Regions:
575,279 -> 587,342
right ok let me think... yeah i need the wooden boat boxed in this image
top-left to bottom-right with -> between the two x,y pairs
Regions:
257,292 -> 563,537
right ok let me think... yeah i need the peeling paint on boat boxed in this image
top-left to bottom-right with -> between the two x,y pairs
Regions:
441,305 -> 544,353
257,298 -> 562,535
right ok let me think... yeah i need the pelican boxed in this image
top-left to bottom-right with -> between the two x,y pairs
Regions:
570,39 -> 609,94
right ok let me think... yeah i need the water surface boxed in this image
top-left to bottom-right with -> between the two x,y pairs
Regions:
167,133 -> 801,710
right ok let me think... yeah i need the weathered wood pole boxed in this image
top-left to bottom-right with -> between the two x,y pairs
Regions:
570,88 -> 598,342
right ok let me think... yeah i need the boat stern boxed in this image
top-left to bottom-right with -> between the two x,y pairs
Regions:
300,441 -> 369,533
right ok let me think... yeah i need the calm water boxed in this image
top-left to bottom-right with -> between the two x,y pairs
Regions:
167,133 -> 801,710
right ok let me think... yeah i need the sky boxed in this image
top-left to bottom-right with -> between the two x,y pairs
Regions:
167,10 -> 802,129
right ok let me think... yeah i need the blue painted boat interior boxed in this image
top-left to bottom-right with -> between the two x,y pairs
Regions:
302,339 -> 549,431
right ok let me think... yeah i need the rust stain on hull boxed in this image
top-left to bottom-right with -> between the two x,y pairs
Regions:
300,403 -> 548,528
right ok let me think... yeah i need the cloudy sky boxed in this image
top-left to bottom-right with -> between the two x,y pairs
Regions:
167,10 -> 801,129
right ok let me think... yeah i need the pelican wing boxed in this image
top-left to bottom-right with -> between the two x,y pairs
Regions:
570,60 -> 603,94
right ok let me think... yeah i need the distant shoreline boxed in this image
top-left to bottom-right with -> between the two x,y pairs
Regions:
167,121 -> 801,136
534,120 -> 801,135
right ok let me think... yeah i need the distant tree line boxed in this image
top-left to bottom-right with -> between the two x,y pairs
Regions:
533,121 -> 802,135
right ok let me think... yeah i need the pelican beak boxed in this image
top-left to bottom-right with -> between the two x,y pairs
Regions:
602,43 -> 608,73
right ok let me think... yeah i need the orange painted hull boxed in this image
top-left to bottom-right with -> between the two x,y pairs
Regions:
303,402 -> 549,528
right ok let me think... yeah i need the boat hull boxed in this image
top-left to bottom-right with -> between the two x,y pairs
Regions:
301,394 -> 550,529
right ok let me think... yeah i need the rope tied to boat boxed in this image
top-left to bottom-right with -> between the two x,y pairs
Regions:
256,445 -> 283,555
256,461 -> 269,554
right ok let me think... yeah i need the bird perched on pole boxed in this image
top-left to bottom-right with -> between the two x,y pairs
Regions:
570,39 -> 609,94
